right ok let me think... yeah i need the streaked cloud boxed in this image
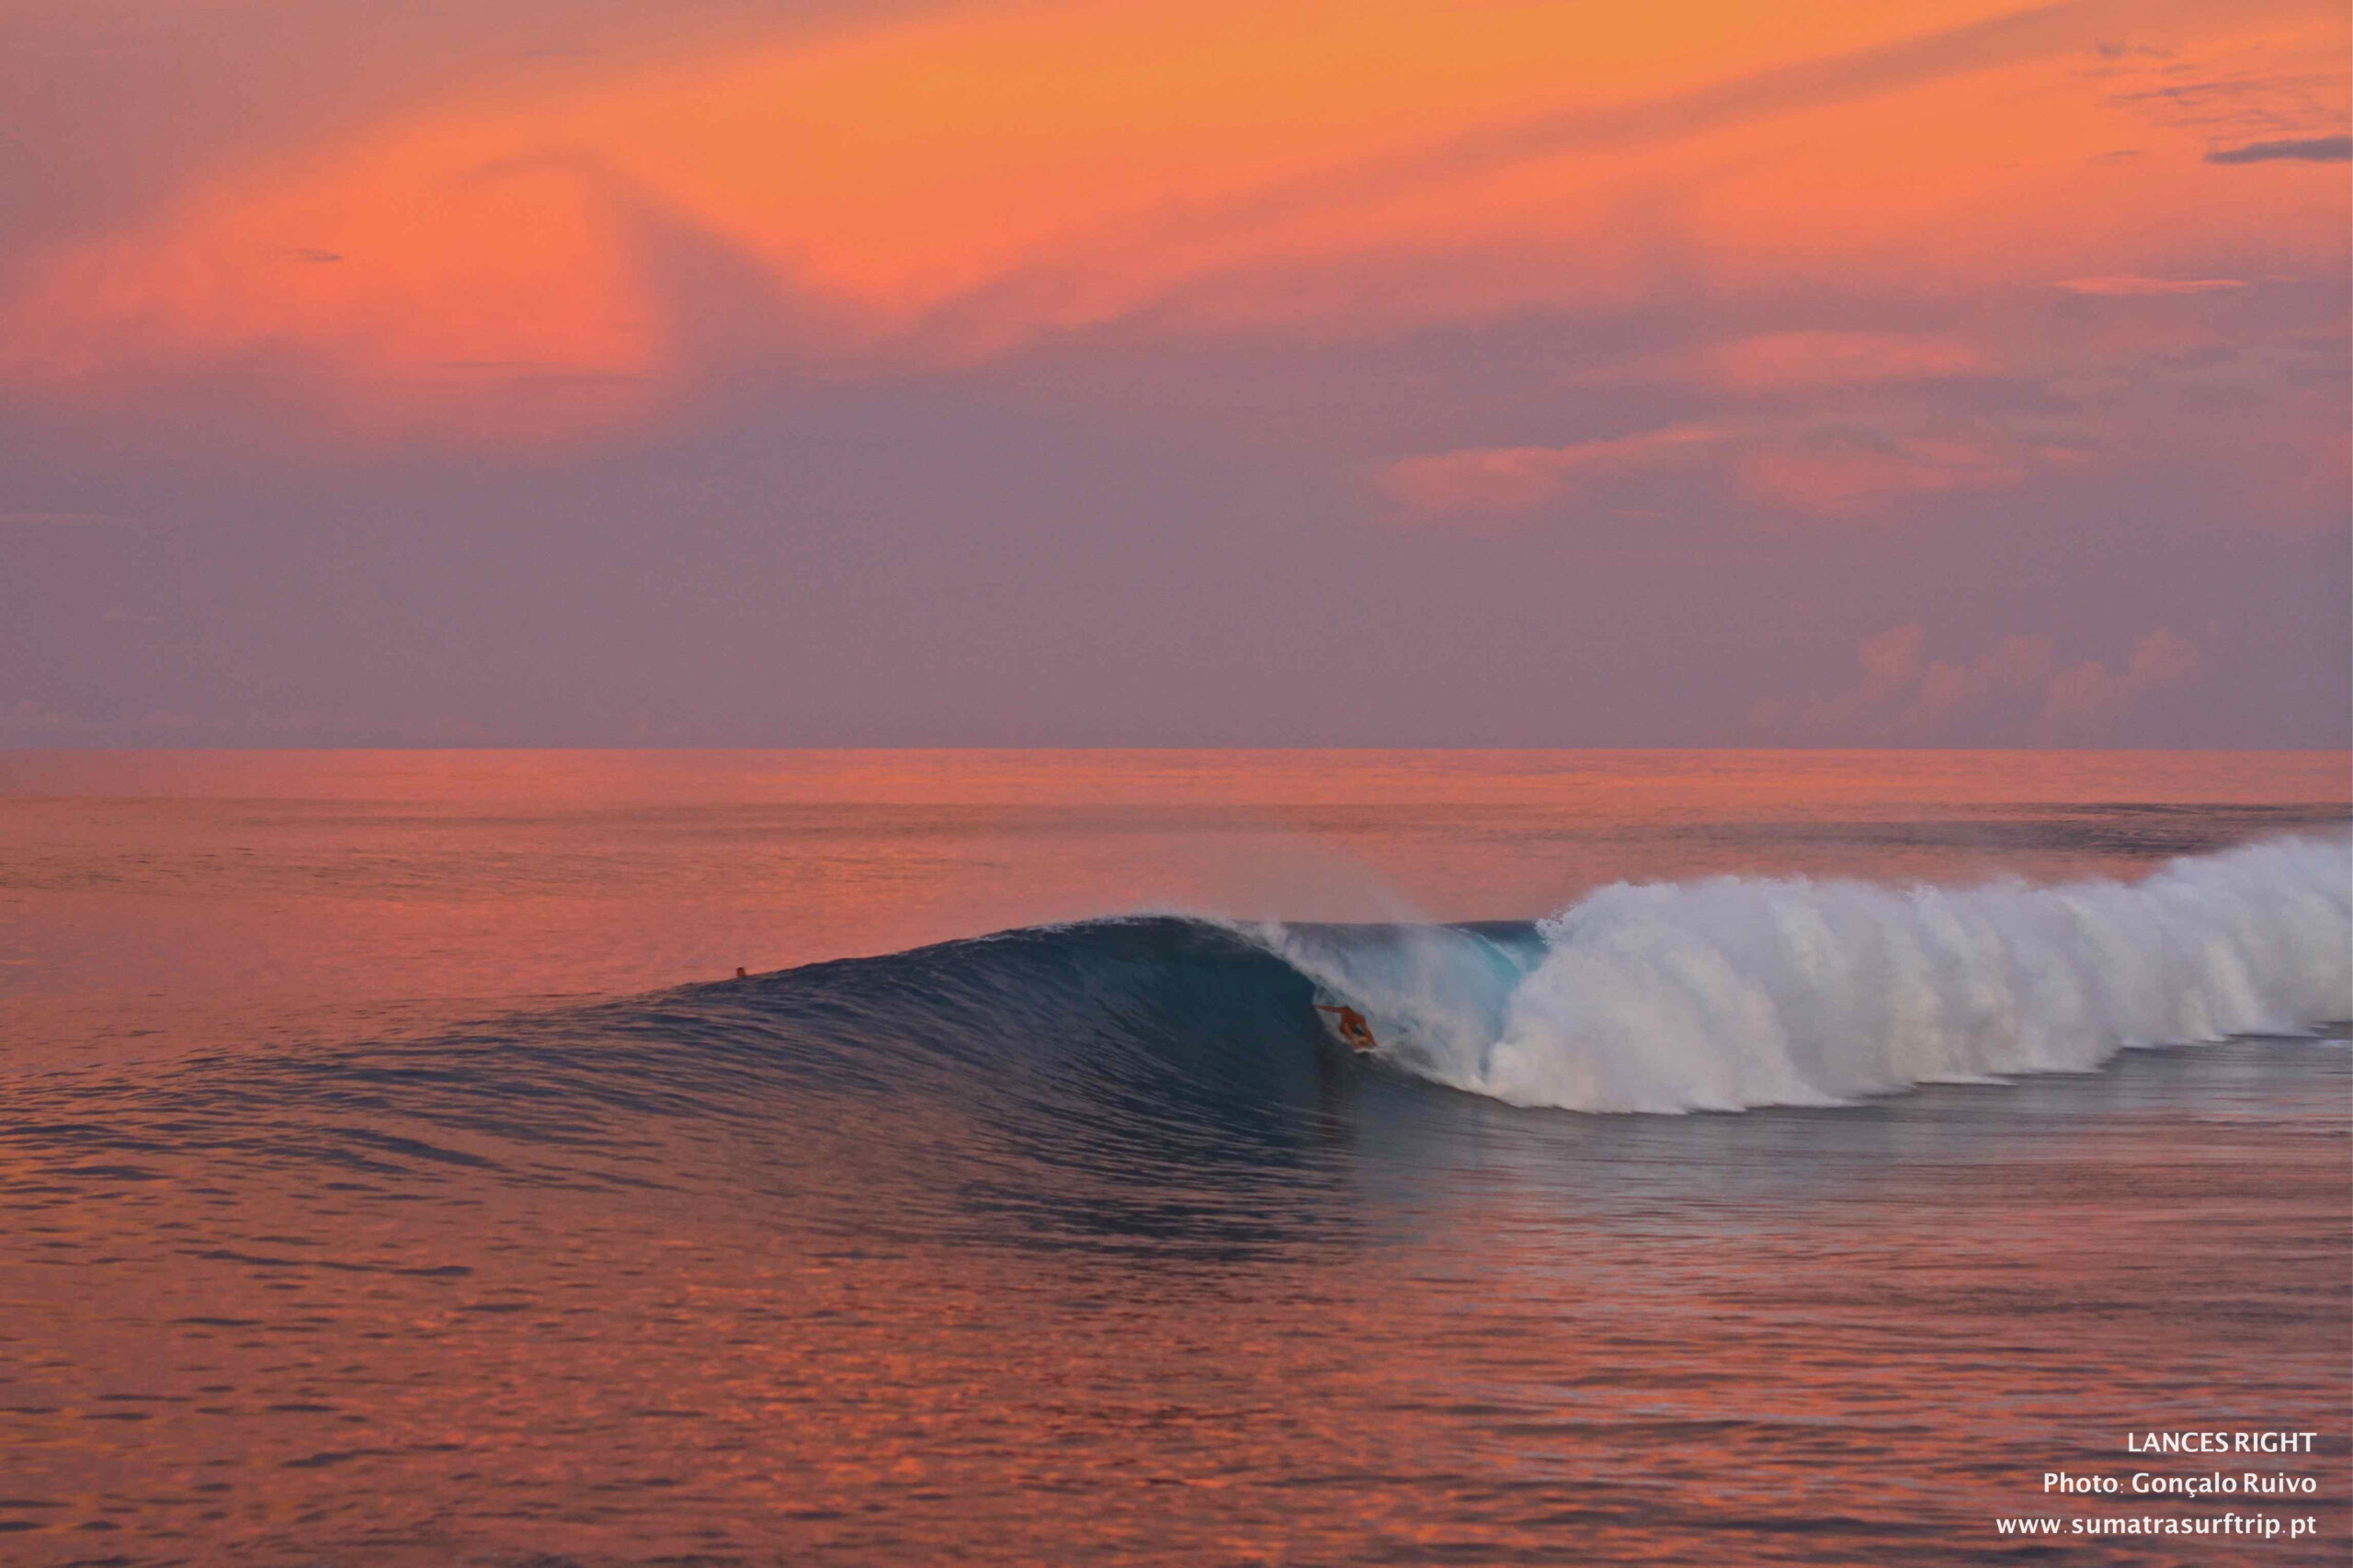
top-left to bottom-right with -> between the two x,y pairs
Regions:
1738,432 -> 2035,517
0,699 -> 203,739
2206,133 -> 2352,164
2,0 -> 2342,443
1380,426 -> 1722,517
0,1 -> 2341,750
1699,332 -> 1995,390
2054,275 -> 2248,295
0,698 -> 480,746
0,510 -> 130,528
2094,11 -> 2348,148
1598,331 -> 1997,392
1383,415 -> 2071,523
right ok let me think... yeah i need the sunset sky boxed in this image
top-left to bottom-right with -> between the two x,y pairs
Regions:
2,0 -> 2346,745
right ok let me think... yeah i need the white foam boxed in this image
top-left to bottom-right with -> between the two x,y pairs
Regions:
1260,835 -> 2351,1114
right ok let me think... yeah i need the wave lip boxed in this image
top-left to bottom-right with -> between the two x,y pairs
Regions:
1261,835 -> 2352,1115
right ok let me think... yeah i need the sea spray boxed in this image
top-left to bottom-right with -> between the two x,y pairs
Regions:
1259,835 -> 2351,1114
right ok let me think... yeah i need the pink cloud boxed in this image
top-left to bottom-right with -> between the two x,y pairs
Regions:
1904,634 -> 2054,729
1792,624 -> 1925,731
2042,630 -> 2201,726
1753,627 -> 2202,741
1692,331 -> 1995,390
1739,434 -> 2028,518
1390,415 -> 2075,524
1379,424 -> 1721,517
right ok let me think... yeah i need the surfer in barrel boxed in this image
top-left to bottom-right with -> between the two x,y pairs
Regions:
1315,1003 -> 1379,1054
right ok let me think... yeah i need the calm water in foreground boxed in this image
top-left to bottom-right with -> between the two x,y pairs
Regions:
1,750 -> 2347,1565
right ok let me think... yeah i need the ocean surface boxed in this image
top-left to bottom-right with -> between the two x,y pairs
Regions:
1,749 -> 2347,1566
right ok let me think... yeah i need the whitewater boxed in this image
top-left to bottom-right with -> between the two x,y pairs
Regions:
1256,834 -> 2351,1114
7,751 -> 2348,1566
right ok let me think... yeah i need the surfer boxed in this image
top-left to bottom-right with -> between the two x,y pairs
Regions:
1315,1004 -> 1378,1054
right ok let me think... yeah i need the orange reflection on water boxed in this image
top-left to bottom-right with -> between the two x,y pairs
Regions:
3,1046 -> 2343,1562
1,747 -> 2346,1562
3,749 -> 2344,1070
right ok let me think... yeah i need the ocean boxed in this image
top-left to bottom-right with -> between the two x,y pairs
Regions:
2,749 -> 2347,1565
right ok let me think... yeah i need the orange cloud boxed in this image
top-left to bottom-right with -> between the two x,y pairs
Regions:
1383,413 -> 2094,524
2054,275 -> 2250,295
0,0 -> 2343,443
1692,332 -> 1995,390
1584,331 -> 1998,392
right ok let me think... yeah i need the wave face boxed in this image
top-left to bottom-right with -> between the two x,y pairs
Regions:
1255,835 -> 2351,1113
247,835 -> 2344,1156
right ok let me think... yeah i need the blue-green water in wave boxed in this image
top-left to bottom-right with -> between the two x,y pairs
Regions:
2,758 -> 2347,1566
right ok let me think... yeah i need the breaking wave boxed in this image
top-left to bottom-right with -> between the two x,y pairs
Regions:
1252,835 -> 2349,1113
176,835 -> 2346,1141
